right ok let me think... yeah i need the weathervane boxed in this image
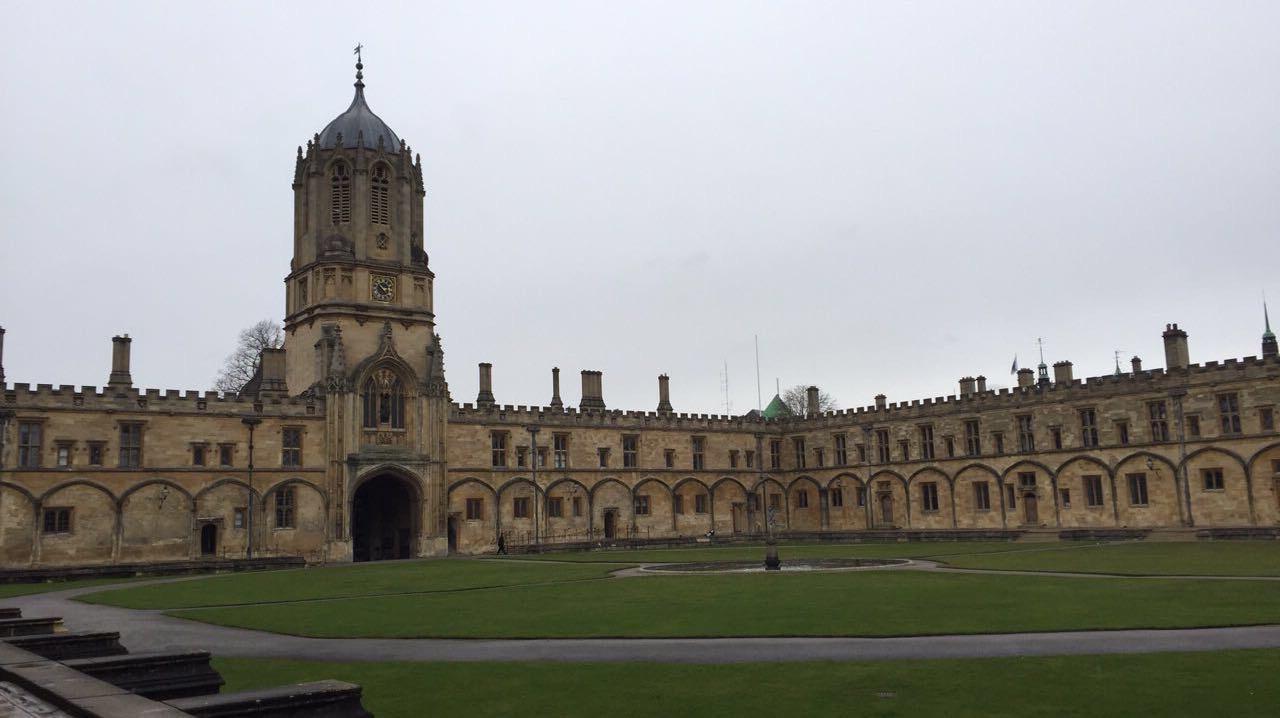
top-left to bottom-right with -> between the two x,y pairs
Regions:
353,43 -> 363,64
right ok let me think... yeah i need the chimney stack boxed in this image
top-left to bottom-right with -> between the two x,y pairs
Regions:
1162,323 -> 1189,370
258,348 -> 288,397
657,374 -> 673,413
1131,356 -> 1143,374
976,375 -> 987,393
959,376 -> 976,397
806,386 -> 821,417
108,335 -> 133,391
1052,360 -> 1074,384
1016,367 -> 1034,389
476,362 -> 495,408
550,367 -> 563,409
580,370 -> 605,411
874,393 -> 887,410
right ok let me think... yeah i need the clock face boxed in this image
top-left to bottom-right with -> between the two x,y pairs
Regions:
371,275 -> 396,303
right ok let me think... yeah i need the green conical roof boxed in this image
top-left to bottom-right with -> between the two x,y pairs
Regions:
762,394 -> 793,419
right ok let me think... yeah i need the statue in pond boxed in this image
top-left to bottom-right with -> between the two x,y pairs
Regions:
764,506 -> 781,571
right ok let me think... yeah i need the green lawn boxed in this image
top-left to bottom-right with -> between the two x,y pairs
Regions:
938,541 -> 1280,576
164,570 -> 1280,638
508,540 -> 1023,564
77,542 -> 1022,611
212,650 -> 1280,717
0,577 -> 142,599
79,559 -> 617,610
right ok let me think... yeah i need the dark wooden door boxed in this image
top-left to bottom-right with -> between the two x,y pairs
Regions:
200,523 -> 217,557
1024,493 -> 1039,524
603,510 -> 617,539
879,494 -> 893,525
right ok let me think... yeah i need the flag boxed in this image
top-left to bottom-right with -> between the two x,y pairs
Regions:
1010,355 -> 1018,374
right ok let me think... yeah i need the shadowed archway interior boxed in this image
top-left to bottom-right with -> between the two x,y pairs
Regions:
352,474 -> 418,562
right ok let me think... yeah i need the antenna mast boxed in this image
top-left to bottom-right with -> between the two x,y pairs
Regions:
754,335 -> 762,412
721,361 -> 732,415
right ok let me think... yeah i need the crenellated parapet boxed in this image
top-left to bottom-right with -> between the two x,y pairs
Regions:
2,383 -> 321,417
450,402 -> 770,433
788,354 -> 1280,431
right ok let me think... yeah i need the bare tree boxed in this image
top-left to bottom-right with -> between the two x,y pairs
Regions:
214,320 -> 284,393
781,384 -> 838,415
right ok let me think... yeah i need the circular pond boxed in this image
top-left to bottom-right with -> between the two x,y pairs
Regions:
639,558 -> 911,574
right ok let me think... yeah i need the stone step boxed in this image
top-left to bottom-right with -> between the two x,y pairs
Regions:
0,617 -> 64,638
65,651 -> 224,701
0,608 -> 22,619
4,632 -> 128,661
0,642 -> 190,717
167,680 -> 373,718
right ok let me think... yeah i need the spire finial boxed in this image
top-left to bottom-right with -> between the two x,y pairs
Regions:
1265,296 -> 1274,337
353,43 -> 364,88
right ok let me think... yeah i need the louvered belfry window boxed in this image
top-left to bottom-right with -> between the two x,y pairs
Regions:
330,162 -> 351,224
370,164 -> 390,225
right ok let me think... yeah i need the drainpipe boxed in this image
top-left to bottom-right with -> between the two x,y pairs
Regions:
242,417 -> 262,558
528,425 -> 540,548
1171,389 -> 1193,527
0,411 -> 10,553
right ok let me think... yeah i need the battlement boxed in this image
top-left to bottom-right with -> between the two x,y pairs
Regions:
1,382 -> 321,417
448,352 -> 1277,435
796,353 -> 1277,429
449,402 -> 769,431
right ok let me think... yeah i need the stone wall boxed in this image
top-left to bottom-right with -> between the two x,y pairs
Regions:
0,385 -> 330,566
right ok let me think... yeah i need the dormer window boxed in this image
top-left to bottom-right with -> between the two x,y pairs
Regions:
330,162 -> 351,224
370,164 -> 390,225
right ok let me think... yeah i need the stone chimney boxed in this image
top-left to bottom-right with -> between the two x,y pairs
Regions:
1016,367 -> 1034,389
1162,323 -> 1189,370
476,363 -> 495,408
958,376 -> 976,397
1131,356 -> 1143,374
108,335 -> 133,391
874,393 -> 887,410
258,348 -> 288,397
580,370 -> 606,411
657,374 -> 673,413
806,386 -> 821,417
976,375 -> 987,393
0,326 -> 5,386
1052,360 -> 1074,384
549,367 -> 563,409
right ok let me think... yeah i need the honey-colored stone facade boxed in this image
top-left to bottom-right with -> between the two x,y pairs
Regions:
1,65 -> 1277,567
442,353 -> 1280,555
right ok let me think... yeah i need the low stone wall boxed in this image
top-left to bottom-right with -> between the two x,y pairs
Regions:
0,556 -> 304,585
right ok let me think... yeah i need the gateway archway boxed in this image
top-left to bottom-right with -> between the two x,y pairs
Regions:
352,473 -> 420,562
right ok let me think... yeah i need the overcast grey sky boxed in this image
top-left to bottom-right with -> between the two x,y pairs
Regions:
2,1 -> 1277,414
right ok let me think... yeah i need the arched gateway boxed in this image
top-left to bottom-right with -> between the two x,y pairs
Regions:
351,472 -> 421,562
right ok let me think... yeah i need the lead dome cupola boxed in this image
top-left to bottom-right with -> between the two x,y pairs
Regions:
316,59 -> 401,152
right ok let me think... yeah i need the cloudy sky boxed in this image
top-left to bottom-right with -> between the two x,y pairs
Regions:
2,1 -> 1277,414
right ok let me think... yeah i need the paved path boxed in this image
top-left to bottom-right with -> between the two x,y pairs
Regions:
8,580 -> 1280,664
